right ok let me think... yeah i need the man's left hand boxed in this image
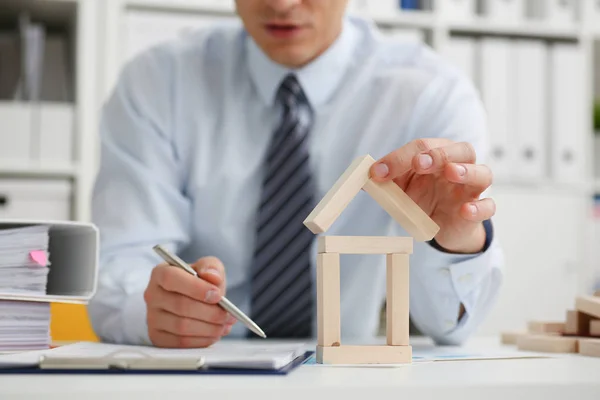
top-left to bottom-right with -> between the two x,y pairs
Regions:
370,138 -> 494,254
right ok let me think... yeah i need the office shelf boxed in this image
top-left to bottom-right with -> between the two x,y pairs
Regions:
0,164 -> 79,179
125,0 -> 235,15
367,10 -> 435,30
448,19 -> 581,41
0,0 -> 78,26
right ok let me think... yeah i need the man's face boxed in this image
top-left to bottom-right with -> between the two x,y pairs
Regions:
236,0 -> 349,68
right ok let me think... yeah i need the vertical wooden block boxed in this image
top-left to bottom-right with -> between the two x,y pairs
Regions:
565,309 -> 592,336
590,320 -> 600,337
386,253 -> 409,346
317,253 -> 341,347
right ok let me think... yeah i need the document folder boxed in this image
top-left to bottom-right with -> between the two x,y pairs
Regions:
1,351 -> 313,376
0,219 -> 98,304
0,340 -> 313,375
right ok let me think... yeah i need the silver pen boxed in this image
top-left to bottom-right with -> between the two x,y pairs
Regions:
152,244 -> 266,339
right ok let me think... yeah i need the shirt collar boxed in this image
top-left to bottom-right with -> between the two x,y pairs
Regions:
245,17 -> 358,108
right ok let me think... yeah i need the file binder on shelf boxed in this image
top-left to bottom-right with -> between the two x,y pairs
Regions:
478,0 -> 522,23
440,36 -> 477,84
0,219 -> 98,305
438,0 -> 476,22
549,42 -> 586,185
478,37 -> 512,182
545,0 -> 578,27
512,39 -> 548,182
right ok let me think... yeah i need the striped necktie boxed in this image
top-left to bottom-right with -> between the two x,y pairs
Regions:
248,73 -> 316,338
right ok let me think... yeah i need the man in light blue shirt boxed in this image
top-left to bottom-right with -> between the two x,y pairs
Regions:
88,0 -> 503,348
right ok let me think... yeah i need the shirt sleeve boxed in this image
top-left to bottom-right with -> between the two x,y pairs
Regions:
394,64 -> 505,345
87,50 -> 191,345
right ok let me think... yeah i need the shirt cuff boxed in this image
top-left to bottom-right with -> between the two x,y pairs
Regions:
121,287 -> 153,346
427,219 -> 494,254
88,252 -> 158,346
410,220 -> 501,344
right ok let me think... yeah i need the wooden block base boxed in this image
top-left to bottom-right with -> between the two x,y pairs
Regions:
579,339 -> 600,357
500,331 -> 527,345
527,321 -> 565,334
316,345 -> 412,364
517,334 -> 579,353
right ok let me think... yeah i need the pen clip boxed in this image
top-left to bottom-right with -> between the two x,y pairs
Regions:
153,245 -> 198,277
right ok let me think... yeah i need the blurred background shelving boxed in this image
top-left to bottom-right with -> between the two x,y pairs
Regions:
0,0 -> 599,340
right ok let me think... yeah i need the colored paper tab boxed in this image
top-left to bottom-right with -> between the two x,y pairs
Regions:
29,251 -> 48,266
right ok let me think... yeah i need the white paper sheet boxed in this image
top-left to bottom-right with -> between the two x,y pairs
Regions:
302,343 -> 552,367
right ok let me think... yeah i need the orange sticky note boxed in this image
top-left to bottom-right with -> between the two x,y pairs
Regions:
30,250 -> 48,266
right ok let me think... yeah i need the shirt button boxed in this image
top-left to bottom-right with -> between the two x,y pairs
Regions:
439,268 -> 451,277
445,320 -> 455,329
459,273 -> 473,283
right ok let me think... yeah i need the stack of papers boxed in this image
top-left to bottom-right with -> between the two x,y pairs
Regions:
0,225 -> 50,295
0,301 -> 50,352
0,225 -> 51,352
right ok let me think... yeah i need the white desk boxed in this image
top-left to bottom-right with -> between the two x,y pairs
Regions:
1,337 -> 599,400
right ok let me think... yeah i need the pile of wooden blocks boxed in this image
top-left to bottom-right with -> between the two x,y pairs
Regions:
501,293 -> 600,357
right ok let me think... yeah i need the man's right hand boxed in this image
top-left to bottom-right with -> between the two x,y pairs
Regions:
143,256 -> 236,348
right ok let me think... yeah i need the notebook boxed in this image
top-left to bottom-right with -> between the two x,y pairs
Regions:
0,340 -> 312,374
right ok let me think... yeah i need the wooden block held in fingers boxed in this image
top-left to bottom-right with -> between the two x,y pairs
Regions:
590,320 -> 600,337
527,321 -> 565,334
579,338 -> 600,357
303,155 -> 376,234
317,345 -> 412,364
363,179 -> 440,242
317,253 -> 341,347
501,331 -> 527,345
386,254 -> 409,346
576,296 -> 600,319
565,310 -> 592,336
317,236 -> 413,254
517,334 -> 579,353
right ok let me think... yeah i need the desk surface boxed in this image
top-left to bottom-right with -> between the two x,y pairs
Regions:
1,337 -> 599,400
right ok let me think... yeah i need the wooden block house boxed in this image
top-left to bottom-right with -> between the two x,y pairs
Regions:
303,154 -> 440,364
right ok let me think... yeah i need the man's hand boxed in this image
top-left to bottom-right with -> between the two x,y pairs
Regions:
143,256 -> 236,348
370,138 -> 494,254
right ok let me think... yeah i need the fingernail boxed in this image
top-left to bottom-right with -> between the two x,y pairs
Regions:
205,289 -> 219,303
468,204 -> 477,215
456,164 -> 467,176
222,325 -> 232,335
203,267 -> 221,278
373,163 -> 389,178
227,314 -> 237,325
419,154 -> 433,169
